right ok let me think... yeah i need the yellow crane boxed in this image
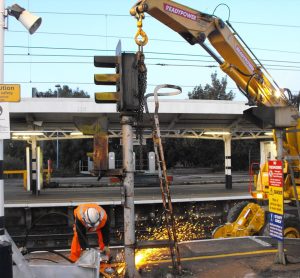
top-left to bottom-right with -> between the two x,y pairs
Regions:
130,0 -> 300,238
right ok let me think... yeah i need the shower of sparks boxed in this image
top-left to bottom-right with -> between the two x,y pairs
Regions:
112,204 -> 223,277
113,248 -> 170,277
136,204 -> 222,242
135,247 -> 169,269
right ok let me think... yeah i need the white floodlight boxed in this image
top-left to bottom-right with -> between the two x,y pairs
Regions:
204,131 -> 231,135
70,131 -> 83,136
12,131 -> 44,136
256,192 -> 264,199
7,4 -> 42,34
264,132 -> 273,136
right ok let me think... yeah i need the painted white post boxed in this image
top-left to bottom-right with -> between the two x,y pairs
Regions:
0,0 -> 5,238
31,137 -> 38,195
26,147 -> 31,191
108,152 -> 115,169
224,134 -> 232,189
148,151 -> 155,173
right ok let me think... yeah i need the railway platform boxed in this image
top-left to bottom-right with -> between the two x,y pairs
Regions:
4,172 -> 252,208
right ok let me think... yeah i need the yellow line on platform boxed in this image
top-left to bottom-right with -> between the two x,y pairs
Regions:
147,249 -> 278,265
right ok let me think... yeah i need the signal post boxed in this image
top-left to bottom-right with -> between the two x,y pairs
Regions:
94,42 -> 141,277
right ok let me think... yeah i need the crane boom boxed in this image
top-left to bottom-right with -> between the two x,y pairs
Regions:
130,0 -> 300,243
130,0 -> 292,107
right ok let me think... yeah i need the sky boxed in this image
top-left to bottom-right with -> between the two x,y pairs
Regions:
3,0 -> 300,101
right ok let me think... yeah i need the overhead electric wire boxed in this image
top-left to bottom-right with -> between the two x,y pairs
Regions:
5,45 -> 116,52
5,52 -> 300,71
5,50 -> 300,67
30,10 -> 300,29
232,21 -> 300,29
5,12 -> 300,92
7,80 -> 299,93
7,44 -> 300,57
4,60 -> 300,72
32,11 -> 130,17
8,29 -> 185,44
6,43 -> 300,57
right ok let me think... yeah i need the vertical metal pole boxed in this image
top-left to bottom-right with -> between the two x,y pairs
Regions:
0,0 -> 5,238
0,139 -> 13,278
224,134 -> 232,189
56,132 -> 59,169
274,129 -> 286,265
0,3 -> 13,277
121,115 -> 138,277
0,140 -> 4,237
0,0 -> 4,83
56,86 -> 60,170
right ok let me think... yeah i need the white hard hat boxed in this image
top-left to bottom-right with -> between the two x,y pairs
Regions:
83,208 -> 100,228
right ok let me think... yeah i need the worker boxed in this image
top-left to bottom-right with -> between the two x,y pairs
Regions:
69,203 -> 110,262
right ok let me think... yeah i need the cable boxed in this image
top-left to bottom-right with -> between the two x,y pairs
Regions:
8,29 -> 185,44
36,250 -> 74,264
25,249 -> 74,264
232,21 -> 300,29
5,49 -> 300,69
4,61 -> 300,73
212,3 -> 231,21
245,74 -> 258,103
26,257 -> 58,263
3,79 -> 299,93
5,44 -> 300,59
7,52 -> 300,66
283,88 -> 293,103
150,63 -> 217,68
22,211 -> 90,260
5,45 -> 116,52
32,11 -> 131,17
29,10 -> 300,29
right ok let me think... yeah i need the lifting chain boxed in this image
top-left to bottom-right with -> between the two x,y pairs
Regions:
131,6 -> 148,171
135,42 -> 147,171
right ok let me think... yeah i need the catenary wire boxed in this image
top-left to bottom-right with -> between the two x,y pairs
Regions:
5,45 -> 300,60
6,53 -> 300,65
31,11 -> 300,29
5,80 -> 299,93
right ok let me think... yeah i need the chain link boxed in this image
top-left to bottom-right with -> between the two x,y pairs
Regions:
135,51 -> 147,171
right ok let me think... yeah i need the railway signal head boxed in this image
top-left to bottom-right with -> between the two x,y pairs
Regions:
94,55 -> 120,104
94,53 -> 140,113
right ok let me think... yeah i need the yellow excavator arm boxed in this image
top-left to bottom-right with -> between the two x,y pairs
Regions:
130,0 -> 300,239
131,0 -> 292,107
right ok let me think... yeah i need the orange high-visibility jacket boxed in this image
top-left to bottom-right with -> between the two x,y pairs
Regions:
70,204 -> 108,262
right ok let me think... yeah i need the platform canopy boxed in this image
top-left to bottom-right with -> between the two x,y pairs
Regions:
8,98 -> 272,141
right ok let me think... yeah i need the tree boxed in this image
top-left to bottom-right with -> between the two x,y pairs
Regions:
188,72 -> 235,100
35,85 -> 90,98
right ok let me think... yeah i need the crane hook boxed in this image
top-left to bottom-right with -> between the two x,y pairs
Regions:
134,12 -> 148,47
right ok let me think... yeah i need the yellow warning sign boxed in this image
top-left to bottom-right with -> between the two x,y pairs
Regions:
0,84 -> 20,102
269,185 -> 283,214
